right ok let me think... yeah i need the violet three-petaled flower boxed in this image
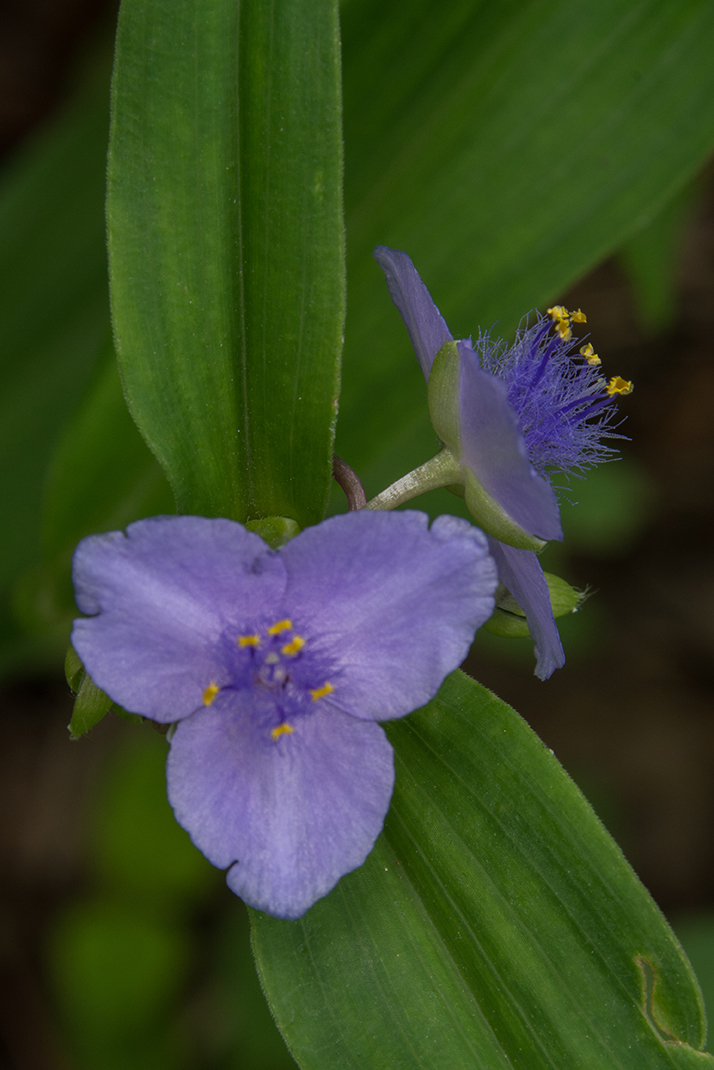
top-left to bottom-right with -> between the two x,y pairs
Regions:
373,246 -> 629,681
72,510 -> 497,919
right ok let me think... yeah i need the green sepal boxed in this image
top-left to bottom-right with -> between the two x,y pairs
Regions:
65,645 -> 85,693
246,517 -> 301,549
464,468 -> 546,552
483,572 -> 585,638
427,341 -> 545,550
66,646 -> 146,738
66,646 -> 114,740
427,340 -> 461,453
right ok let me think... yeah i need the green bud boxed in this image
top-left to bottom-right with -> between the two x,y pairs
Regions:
64,644 -> 85,693
483,573 -> 586,638
66,645 -> 114,740
246,516 -> 301,549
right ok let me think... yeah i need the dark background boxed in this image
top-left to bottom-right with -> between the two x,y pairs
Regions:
1,2 -> 713,1066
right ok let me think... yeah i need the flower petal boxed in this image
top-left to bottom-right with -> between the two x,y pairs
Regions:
373,246 -> 453,380
487,537 -> 565,680
279,510 -> 497,721
459,342 -> 563,542
166,695 -> 395,918
71,516 -> 286,722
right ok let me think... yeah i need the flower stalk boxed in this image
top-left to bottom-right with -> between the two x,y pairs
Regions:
364,449 -> 463,511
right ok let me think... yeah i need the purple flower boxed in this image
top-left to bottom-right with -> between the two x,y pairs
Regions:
374,246 -> 631,680
71,511 -> 497,918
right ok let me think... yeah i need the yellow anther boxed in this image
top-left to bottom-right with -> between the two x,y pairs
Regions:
547,306 -> 572,340
570,309 -> 587,323
281,635 -> 305,656
203,682 -> 220,706
579,343 -> 601,366
238,634 -> 260,647
271,722 -> 294,740
267,619 -> 293,635
310,682 -> 334,702
606,376 -> 634,396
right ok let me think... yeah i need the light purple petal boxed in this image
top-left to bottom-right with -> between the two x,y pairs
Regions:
487,538 -> 565,681
279,510 -> 497,721
374,246 -> 453,381
459,342 -> 563,542
71,516 -> 286,722
167,695 -> 394,919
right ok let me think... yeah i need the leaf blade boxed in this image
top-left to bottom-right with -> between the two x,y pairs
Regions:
107,0 -> 344,525
252,671 -> 711,1069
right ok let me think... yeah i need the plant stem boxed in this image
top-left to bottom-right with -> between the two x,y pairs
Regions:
364,449 -> 463,511
332,455 -> 367,511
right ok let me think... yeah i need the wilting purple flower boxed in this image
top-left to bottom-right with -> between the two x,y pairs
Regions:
71,511 -> 496,918
374,246 -> 631,680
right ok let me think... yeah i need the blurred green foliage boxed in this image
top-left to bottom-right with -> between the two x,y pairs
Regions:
3,0 -> 714,1067
48,730 -> 296,1068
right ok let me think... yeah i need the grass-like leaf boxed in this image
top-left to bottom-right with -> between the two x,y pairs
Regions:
253,671 -> 711,1069
107,0 -> 344,526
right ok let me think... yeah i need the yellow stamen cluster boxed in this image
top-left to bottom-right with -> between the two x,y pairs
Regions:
203,681 -> 220,706
310,682 -> 334,702
547,304 -> 587,341
226,620 -> 336,738
552,303 -> 582,340
579,343 -> 601,366
606,376 -> 634,397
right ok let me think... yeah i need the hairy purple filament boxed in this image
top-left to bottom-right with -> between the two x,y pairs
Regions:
526,321 -> 557,390
477,312 -> 624,482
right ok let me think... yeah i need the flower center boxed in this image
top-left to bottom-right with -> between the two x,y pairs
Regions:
201,617 -> 336,742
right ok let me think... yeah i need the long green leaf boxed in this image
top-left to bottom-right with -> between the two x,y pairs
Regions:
252,671 -> 710,1069
107,0 -> 344,525
338,0 -> 714,489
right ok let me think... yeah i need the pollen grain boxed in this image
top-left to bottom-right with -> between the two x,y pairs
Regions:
267,619 -> 293,635
238,634 -> 260,647
579,343 -> 601,366
281,635 -> 305,656
203,682 -> 220,705
271,722 -> 294,740
606,376 -> 634,396
310,682 -> 334,702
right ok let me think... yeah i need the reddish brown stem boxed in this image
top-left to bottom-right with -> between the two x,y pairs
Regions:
332,455 -> 367,511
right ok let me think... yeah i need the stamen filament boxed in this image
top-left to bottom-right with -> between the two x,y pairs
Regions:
529,334 -> 562,390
